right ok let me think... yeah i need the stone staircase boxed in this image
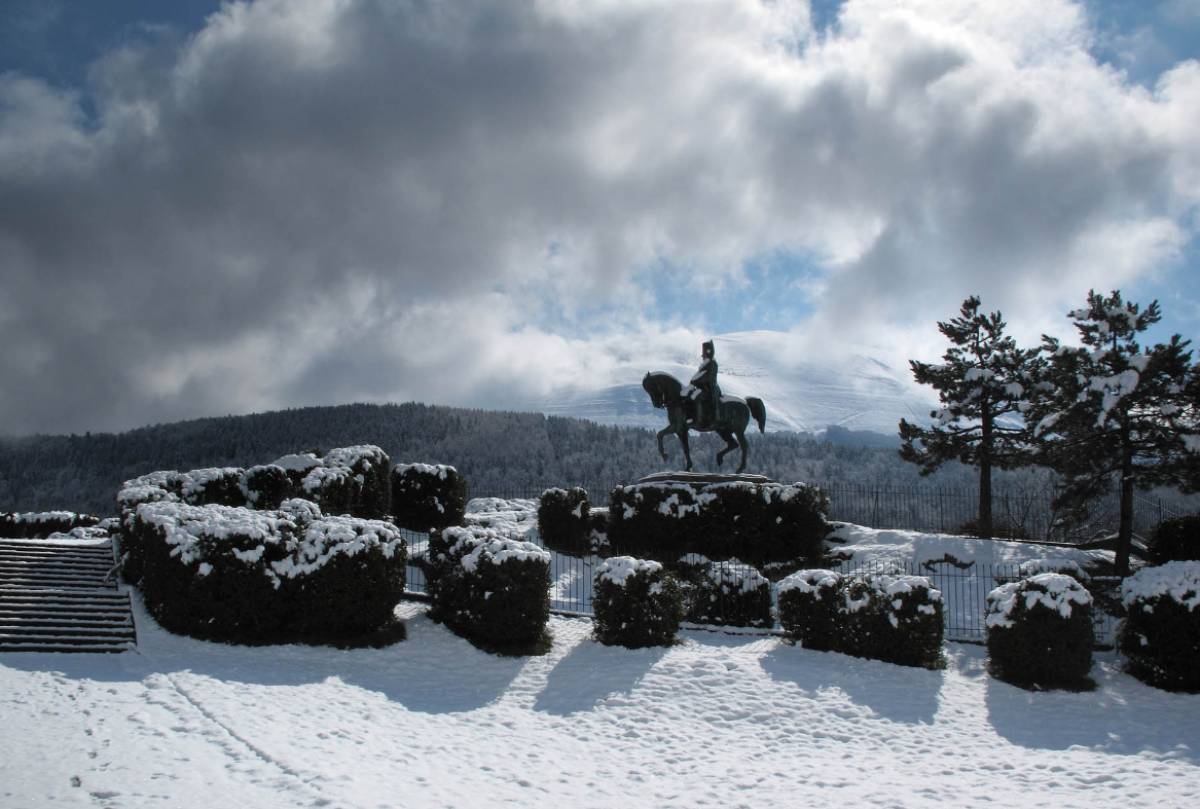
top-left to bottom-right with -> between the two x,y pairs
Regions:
0,538 -> 136,653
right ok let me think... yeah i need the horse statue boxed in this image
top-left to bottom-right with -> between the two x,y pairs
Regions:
642,371 -> 766,473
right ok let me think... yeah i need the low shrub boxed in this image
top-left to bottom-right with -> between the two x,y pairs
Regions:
777,569 -> 845,651
606,484 -> 698,561
592,556 -> 684,648
777,570 -> 943,666
300,446 -> 392,518
272,453 -> 323,489
0,511 -> 102,539
537,487 -> 591,556
683,558 -> 773,628
116,472 -> 183,582
1119,561 -> 1200,691
846,575 -> 944,668
392,463 -> 467,530
606,481 -> 828,566
425,526 -> 550,649
180,468 -> 246,507
131,499 -> 406,643
1146,515 -> 1200,566
241,464 -> 293,510
323,445 -> 392,519
986,573 -> 1094,689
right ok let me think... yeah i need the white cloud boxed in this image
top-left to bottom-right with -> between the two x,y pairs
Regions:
0,0 -> 1196,433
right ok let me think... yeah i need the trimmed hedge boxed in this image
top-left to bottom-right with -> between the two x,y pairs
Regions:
777,570 -> 943,667
241,464 -> 293,510
680,558 -> 773,628
1147,515 -> 1200,566
592,556 -> 684,648
846,575 -> 944,668
392,463 -> 468,531
130,499 -> 406,643
606,481 -> 828,567
426,526 -> 550,647
0,511 -> 102,539
180,467 -> 246,507
777,569 -> 844,652
537,487 -> 591,556
986,573 -> 1094,689
300,446 -> 392,519
1119,561 -> 1200,691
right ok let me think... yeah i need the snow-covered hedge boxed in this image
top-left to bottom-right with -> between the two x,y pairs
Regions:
241,464 -> 292,510
679,558 -> 773,628
847,575 -> 945,668
606,481 -> 828,566
537,487 -> 591,556
592,556 -> 684,648
1147,515 -> 1200,566
985,573 -> 1094,689
129,499 -> 406,643
1119,561 -> 1200,691
777,571 -> 943,667
301,445 -> 392,519
0,511 -> 102,539
778,569 -> 844,651
181,467 -> 246,507
391,463 -> 467,531
425,526 -> 550,648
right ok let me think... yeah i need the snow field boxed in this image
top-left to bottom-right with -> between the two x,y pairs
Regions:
2,596 -> 1198,809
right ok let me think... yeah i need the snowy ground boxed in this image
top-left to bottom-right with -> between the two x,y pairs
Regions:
2,595 -> 1198,809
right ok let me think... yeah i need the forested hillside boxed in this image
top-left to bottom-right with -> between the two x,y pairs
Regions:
0,402 -> 981,515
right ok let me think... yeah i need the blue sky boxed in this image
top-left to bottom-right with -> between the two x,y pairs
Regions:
1,0 -> 1198,434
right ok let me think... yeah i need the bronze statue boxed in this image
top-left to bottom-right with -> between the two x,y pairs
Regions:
642,341 -> 767,473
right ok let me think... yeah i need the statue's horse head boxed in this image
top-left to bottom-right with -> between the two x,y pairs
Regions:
643,371 -> 682,410
642,372 -> 664,408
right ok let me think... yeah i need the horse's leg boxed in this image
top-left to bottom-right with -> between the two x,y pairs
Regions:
656,426 -> 672,461
679,430 -> 692,472
735,428 -> 748,473
715,429 -> 738,467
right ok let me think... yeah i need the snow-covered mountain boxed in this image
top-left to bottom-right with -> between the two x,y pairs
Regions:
533,330 -> 935,436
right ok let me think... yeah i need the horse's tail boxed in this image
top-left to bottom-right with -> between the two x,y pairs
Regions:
747,397 -> 766,433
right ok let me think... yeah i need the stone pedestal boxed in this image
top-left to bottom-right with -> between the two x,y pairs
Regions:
635,471 -> 775,489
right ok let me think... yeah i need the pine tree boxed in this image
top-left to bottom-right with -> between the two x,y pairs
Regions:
1025,290 -> 1200,576
899,296 -> 1038,538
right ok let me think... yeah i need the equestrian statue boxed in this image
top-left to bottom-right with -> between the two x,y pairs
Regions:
642,340 -> 766,473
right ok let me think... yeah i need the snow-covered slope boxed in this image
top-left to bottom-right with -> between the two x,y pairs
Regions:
535,330 -> 934,435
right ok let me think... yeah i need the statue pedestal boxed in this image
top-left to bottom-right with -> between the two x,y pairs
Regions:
636,471 -> 775,489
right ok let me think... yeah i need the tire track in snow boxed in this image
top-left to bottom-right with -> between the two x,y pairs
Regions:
161,673 -> 336,807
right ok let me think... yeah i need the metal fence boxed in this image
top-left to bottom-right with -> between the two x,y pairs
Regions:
466,481 -> 1189,542
399,529 -> 1122,648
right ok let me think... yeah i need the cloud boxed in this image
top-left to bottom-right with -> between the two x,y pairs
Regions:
0,0 -> 1196,434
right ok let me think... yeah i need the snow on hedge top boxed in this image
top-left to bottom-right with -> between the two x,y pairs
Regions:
301,464 -> 352,493
180,467 -> 242,498
396,462 -> 457,479
596,556 -> 662,587
324,445 -> 388,471
459,536 -> 549,573
777,568 -> 843,595
985,573 -> 1092,629
704,559 -> 769,593
272,453 -> 322,472
869,574 -> 942,602
135,500 -> 404,587
3,510 -> 84,524
1121,561 -> 1200,612
464,498 -> 538,538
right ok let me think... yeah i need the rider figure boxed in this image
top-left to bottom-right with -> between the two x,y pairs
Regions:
688,340 -> 721,429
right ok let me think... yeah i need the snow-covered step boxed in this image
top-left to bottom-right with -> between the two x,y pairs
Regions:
0,538 -> 136,653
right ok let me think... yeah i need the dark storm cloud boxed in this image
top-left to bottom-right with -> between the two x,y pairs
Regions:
0,0 -> 1196,434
